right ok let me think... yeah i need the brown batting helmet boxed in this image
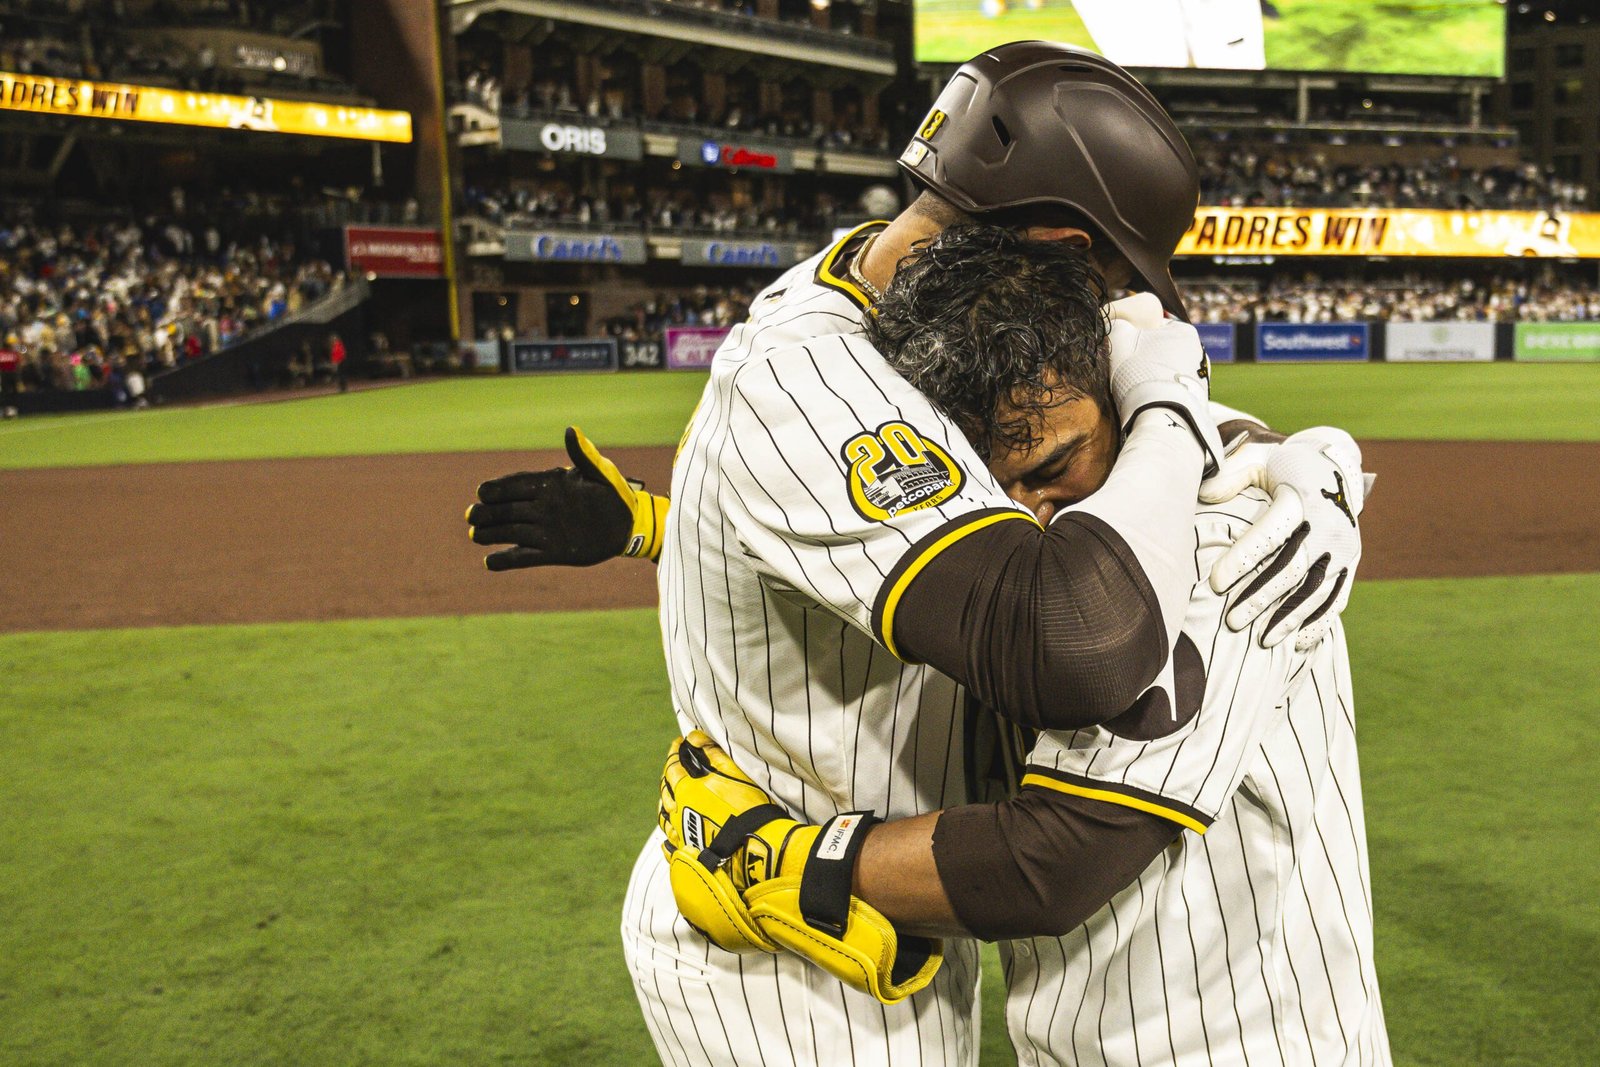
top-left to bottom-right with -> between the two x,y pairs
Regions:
899,41 -> 1199,320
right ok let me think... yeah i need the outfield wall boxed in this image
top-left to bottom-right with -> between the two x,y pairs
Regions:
474,322 -> 1600,373
1187,321 -> 1600,363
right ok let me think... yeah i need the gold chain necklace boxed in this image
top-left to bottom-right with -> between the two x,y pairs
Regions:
846,234 -> 883,304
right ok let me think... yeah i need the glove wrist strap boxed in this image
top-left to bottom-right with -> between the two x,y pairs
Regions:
625,490 -> 670,561
798,811 -> 880,937
697,803 -> 790,868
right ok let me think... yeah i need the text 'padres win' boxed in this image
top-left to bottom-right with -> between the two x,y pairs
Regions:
1176,206 -> 1600,259
0,70 -> 412,142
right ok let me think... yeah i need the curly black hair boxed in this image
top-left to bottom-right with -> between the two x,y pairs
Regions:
862,224 -> 1110,460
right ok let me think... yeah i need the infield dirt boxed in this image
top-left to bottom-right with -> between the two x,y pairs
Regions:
3,440 -> 1597,633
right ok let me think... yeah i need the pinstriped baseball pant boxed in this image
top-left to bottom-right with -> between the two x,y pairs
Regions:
623,831 -> 983,1067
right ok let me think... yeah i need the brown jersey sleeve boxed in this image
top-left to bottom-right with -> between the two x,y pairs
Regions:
929,782 -> 1182,941
873,508 -> 1169,731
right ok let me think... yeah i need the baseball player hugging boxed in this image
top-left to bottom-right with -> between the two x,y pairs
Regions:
652,225 -> 1387,1067
466,43 -> 1380,1067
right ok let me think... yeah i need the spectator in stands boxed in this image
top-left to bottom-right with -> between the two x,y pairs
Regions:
1185,266 -> 1600,323
329,333 -> 347,392
0,205 -> 347,395
462,180 -> 840,237
1195,145 -> 1589,211
0,336 -> 19,415
600,286 -> 755,344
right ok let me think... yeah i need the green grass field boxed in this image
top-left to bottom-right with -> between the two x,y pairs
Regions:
1,363 -> 1597,470
4,366 -> 1598,1064
4,578 -> 1598,1065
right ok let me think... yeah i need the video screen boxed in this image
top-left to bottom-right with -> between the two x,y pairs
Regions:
914,0 -> 1507,78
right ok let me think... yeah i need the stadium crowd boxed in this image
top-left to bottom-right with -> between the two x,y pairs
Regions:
461,157 -> 1591,234
1196,149 -> 1588,211
558,275 -> 1600,339
0,205 -> 346,395
594,276 -> 1600,331
463,182 -> 845,237
457,67 -> 889,152
1,0 -> 353,93
1186,268 -> 1600,323
600,286 -> 755,344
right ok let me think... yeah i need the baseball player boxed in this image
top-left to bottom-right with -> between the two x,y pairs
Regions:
467,44 -> 1367,1066
658,225 -> 1389,1066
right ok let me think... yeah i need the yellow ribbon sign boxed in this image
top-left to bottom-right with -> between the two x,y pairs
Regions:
1178,206 -> 1600,259
0,70 -> 411,143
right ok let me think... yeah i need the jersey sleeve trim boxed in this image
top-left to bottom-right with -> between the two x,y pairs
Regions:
1021,765 -> 1213,835
870,506 -> 1040,662
814,221 -> 889,311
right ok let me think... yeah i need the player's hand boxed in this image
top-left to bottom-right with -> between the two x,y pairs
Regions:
660,731 -> 804,907
1199,426 -> 1370,651
466,426 -> 669,569
660,731 -> 941,1005
1104,294 -> 1225,476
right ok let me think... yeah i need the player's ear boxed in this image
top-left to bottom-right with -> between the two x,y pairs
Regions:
1023,225 -> 1093,250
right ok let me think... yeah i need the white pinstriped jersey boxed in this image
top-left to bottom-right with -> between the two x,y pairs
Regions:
624,225 -> 1025,1067
654,226 -> 1037,825
1003,488 -> 1391,1067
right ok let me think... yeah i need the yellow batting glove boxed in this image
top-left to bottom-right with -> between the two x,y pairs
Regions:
566,426 -> 671,561
659,731 -> 943,1005
467,426 -> 669,569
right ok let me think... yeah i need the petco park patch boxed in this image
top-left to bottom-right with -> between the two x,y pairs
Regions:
842,421 -> 963,522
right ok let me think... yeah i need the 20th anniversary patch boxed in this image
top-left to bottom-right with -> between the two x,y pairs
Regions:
841,421 -> 963,522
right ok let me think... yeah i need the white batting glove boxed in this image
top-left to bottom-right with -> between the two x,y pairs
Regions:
1199,426 -> 1369,651
1105,294 -> 1225,476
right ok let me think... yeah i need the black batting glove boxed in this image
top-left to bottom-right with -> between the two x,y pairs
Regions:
466,426 -> 667,569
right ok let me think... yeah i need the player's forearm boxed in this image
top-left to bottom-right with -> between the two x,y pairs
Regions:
852,814 -> 963,938
1065,408 -> 1205,644
852,786 -> 1181,941
928,788 -> 1179,941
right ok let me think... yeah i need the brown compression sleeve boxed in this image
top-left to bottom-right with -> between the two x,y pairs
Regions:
882,511 -> 1167,730
931,783 -> 1183,941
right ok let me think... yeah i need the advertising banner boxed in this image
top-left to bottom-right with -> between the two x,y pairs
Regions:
0,70 -> 411,142
678,138 -> 795,174
1513,322 -> 1600,362
665,326 -> 733,370
1256,323 -> 1370,362
680,239 -> 811,269
503,230 -> 648,265
1195,322 -> 1235,364
619,339 -> 665,370
501,119 -> 644,160
915,0 -> 1504,77
1386,322 -> 1496,362
510,339 -> 618,373
1176,207 -> 1600,259
344,226 -> 443,278
232,43 -> 318,78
